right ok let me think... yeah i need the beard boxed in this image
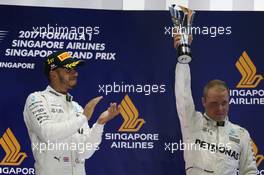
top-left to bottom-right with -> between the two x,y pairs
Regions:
68,78 -> 77,89
59,75 -> 77,90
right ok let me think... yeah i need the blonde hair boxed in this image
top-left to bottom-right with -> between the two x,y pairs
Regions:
203,79 -> 229,98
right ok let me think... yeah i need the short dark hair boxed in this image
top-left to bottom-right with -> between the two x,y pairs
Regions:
43,51 -> 85,82
203,79 -> 229,98
43,62 -> 51,82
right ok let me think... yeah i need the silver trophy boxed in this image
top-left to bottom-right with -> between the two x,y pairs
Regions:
169,5 -> 195,64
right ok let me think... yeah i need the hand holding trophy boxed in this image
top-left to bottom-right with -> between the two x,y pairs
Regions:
169,5 -> 195,64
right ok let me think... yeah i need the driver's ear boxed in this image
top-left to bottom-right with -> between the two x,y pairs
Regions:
49,69 -> 57,80
202,97 -> 206,108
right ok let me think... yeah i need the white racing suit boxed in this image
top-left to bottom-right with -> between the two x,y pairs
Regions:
175,63 -> 257,175
23,86 -> 104,175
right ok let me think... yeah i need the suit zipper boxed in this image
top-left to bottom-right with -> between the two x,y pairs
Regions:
215,126 -> 219,174
71,150 -> 74,175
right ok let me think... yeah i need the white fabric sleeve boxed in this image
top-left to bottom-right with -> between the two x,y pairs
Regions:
74,122 -> 104,160
175,63 -> 197,129
23,93 -> 87,142
239,130 -> 258,175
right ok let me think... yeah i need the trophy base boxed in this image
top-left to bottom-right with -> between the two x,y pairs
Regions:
177,44 -> 192,64
178,55 -> 192,64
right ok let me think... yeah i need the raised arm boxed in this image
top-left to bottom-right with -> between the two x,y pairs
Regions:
175,63 -> 197,128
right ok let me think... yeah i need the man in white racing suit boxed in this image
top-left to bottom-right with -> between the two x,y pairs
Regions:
23,51 -> 120,175
174,36 -> 258,175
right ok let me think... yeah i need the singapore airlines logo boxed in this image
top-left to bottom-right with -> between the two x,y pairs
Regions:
236,51 -> 263,88
252,140 -> 264,167
118,95 -> 145,132
0,128 -> 27,166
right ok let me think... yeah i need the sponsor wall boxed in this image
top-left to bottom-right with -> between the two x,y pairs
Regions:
0,5 -> 263,175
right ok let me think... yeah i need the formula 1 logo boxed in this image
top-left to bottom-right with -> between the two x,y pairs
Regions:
0,128 -> 27,166
118,95 -> 145,132
252,140 -> 264,167
236,51 -> 263,88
